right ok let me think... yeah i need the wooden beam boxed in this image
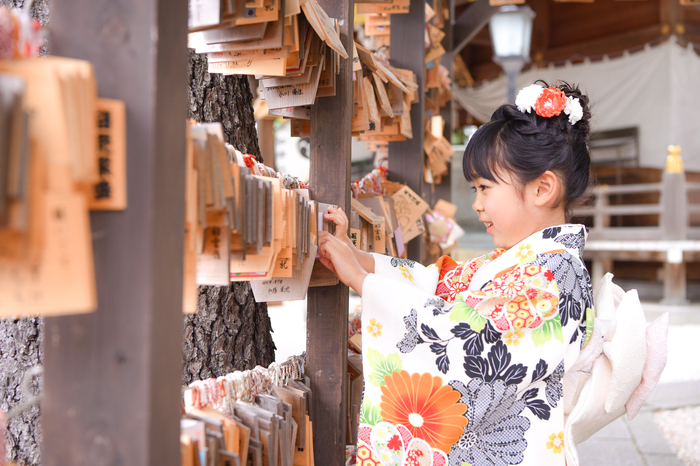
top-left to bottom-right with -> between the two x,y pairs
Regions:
42,0 -> 188,465
469,61 -> 503,83
307,0 -> 354,462
660,0 -> 681,29
390,0 -> 428,261
454,0 -> 499,55
542,24 -> 663,62
530,0 -> 550,60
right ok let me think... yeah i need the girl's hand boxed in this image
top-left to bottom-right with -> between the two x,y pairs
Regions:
318,231 -> 368,294
324,206 -> 352,246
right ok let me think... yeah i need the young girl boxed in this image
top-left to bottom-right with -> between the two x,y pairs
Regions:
319,82 -> 593,466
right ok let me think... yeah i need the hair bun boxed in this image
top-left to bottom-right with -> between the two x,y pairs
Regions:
543,80 -> 591,136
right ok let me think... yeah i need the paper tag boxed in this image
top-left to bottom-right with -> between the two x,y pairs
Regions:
251,243 -> 317,301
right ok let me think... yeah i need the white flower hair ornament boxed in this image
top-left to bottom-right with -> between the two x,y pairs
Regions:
564,96 -> 583,125
514,84 -> 583,126
515,84 -> 543,114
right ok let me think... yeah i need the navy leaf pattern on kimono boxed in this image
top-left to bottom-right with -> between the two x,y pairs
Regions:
452,323 -> 484,356
542,227 -> 562,239
390,257 -> 415,268
464,341 -> 527,386
525,398 -> 551,421
554,228 -> 586,256
544,361 -> 565,408
448,379 -> 531,466
425,297 -> 450,316
530,359 -> 548,383
450,320 -> 500,357
396,309 -> 424,353
422,324 -> 442,341
532,250 -> 593,327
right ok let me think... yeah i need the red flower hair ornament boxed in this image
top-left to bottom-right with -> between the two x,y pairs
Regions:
515,83 -> 583,125
534,87 -> 567,118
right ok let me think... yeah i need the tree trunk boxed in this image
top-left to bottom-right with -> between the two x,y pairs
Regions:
0,3 -> 49,465
183,50 -> 276,385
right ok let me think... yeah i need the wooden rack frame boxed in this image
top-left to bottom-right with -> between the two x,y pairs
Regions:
43,0 -> 188,464
40,0 -> 454,464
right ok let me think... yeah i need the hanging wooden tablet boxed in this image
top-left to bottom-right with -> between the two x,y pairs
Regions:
190,13 -> 285,53
0,191 -> 97,316
267,106 -> 311,119
299,0 -> 348,58
199,22 -> 269,45
196,210 -> 230,286
188,0 -> 222,31
391,184 -> 429,233
260,52 -> 324,108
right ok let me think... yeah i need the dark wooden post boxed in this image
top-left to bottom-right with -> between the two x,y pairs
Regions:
433,0 -> 455,206
389,0 -> 427,261
307,0 -> 354,462
42,1 -> 188,464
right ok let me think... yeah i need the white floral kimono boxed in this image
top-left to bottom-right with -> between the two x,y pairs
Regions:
358,224 -> 594,466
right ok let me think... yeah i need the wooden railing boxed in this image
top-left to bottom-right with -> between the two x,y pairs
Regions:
573,175 -> 700,241
572,150 -> 700,305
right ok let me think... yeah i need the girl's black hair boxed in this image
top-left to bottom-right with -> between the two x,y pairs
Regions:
462,81 -> 592,214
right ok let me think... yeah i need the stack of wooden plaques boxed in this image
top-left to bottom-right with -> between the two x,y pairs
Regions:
349,183 -> 429,259
188,0 -> 348,119
357,0 -> 409,19
351,42 -> 418,146
422,1 -> 455,184
356,0 -> 409,50
0,57 -> 126,318
183,364 -> 315,466
424,114 -> 454,184
424,2 -> 451,115
184,122 -> 340,312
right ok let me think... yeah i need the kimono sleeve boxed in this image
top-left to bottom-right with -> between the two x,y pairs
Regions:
362,260 -> 586,402
370,253 -> 440,295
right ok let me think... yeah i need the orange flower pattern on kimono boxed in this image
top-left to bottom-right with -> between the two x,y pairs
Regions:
380,371 -> 468,453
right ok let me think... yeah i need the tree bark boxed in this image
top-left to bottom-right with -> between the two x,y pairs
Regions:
0,3 -> 49,465
183,50 -> 276,385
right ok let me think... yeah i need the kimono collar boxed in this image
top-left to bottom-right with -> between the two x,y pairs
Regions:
469,224 -> 588,291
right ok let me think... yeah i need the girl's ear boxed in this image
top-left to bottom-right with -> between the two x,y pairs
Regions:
532,170 -> 563,208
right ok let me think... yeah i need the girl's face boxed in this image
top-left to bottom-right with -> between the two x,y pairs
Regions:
471,173 -> 539,250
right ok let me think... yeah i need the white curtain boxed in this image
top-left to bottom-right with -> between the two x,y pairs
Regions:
452,39 -> 700,171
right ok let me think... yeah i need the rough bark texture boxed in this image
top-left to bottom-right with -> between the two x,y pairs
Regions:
183,50 -> 276,385
0,3 -> 49,465
0,318 -> 43,466
182,283 -> 276,384
187,49 -> 262,160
